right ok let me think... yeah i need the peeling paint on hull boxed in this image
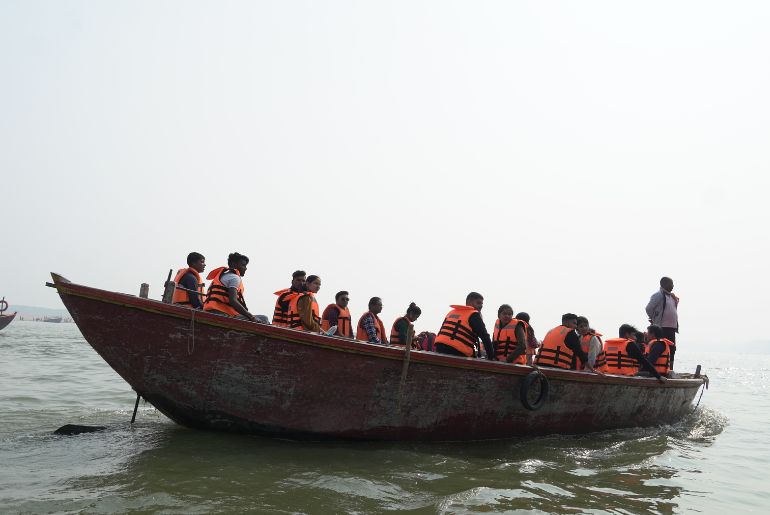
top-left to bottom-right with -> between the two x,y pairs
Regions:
51,273 -> 705,441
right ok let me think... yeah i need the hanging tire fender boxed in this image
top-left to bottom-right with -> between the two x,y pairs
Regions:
519,370 -> 549,411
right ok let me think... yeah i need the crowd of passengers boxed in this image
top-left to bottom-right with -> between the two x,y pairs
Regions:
172,252 -> 678,384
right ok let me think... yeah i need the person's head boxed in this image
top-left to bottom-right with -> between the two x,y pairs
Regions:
305,275 -> 321,293
576,316 -> 590,335
406,302 -> 422,322
561,313 -> 578,329
498,304 -> 514,325
369,297 -> 383,315
515,312 -> 530,323
660,276 -> 674,293
647,324 -> 664,339
187,252 -> 206,273
466,292 -> 484,311
292,270 -> 307,291
335,291 -> 350,308
618,323 -> 638,339
227,252 -> 249,276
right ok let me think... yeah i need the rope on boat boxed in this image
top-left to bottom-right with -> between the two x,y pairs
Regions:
396,334 -> 413,409
692,375 -> 709,412
188,308 -> 196,355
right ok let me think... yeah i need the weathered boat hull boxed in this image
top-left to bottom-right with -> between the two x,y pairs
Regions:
0,312 -> 16,331
51,273 -> 705,441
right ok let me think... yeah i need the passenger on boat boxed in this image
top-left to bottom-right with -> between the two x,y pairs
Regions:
296,275 -> 322,332
515,312 -> 540,365
640,324 -> 674,377
321,291 -> 353,337
646,276 -> 679,367
576,316 -> 606,372
493,304 -> 526,364
172,252 -> 206,309
203,252 -> 267,323
272,270 -> 306,327
434,292 -> 494,359
356,297 -> 388,344
603,324 -> 666,382
535,313 -> 593,371
390,302 -> 422,347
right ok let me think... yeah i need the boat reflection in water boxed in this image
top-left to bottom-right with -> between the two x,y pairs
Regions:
50,272 -> 708,442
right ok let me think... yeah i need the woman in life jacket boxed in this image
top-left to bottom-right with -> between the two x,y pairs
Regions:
644,324 -> 674,376
493,304 -> 526,364
390,302 -> 422,347
295,274 -> 322,332
515,312 -> 540,366
576,316 -> 606,373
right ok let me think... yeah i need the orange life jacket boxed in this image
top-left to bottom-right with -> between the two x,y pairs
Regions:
434,305 -> 479,357
536,325 -> 577,369
645,338 -> 673,375
580,332 -> 606,370
272,288 -> 292,327
390,316 -> 415,347
203,267 -> 246,317
321,304 -> 352,337
171,267 -> 205,307
493,318 -> 527,364
603,338 -> 640,375
282,292 -> 320,330
356,312 -> 388,343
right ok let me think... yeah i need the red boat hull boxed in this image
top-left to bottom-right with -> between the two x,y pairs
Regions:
52,274 -> 705,441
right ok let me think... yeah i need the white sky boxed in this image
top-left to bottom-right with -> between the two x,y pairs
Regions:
2,1 -> 769,347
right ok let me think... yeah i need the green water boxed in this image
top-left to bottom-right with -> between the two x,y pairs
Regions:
1,321 -> 763,514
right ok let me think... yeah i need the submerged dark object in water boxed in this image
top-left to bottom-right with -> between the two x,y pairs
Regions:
48,272 -> 708,441
54,424 -> 106,435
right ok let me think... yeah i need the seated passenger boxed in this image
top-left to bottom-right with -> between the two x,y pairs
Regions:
516,312 -> 540,365
272,270 -> 306,327
321,291 -> 353,337
535,313 -> 592,370
203,252 -> 265,323
434,292 -> 494,359
356,297 -> 388,344
603,324 -> 666,382
576,316 -> 605,372
172,252 -> 207,309
295,275 -> 322,332
493,304 -> 526,364
390,302 -> 422,347
643,324 -> 674,376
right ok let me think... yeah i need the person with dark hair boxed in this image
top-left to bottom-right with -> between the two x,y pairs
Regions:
516,312 -> 540,365
356,297 -> 388,344
204,252 -> 264,322
295,275 -> 322,332
321,291 -> 353,337
434,292 -> 494,359
272,270 -> 306,327
642,324 -> 674,377
576,316 -> 605,371
390,302 -> 422,347
603,324 -> 666,382
172,252 -> 206,309
536,313 -> 593,371
493,304 -> 527,364
645,276 -> 679,367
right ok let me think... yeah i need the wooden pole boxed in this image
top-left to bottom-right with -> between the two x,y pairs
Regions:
139,283 -> 150,299
131,393 -> 141,423
161,269 -> 175,304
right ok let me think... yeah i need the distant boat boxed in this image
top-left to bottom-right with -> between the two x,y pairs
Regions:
50,272 -> 708,441
0,296 -> 16,331
42,315 -> 63,323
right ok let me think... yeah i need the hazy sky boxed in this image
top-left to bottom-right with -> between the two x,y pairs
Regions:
2,1 -> 769,348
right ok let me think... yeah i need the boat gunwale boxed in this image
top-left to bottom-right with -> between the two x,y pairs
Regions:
51,273 -> 704,390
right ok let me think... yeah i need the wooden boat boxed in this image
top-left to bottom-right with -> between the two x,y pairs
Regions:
49,273 -> 707,441
42,315 -> 63,323
0,296 -> 16,331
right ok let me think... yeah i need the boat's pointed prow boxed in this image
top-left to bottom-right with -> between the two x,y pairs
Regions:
50,273 -> 72,287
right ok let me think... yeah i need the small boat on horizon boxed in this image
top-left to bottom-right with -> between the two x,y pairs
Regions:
49,272 -> 708,442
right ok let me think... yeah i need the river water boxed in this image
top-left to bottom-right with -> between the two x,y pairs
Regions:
0,321 -> 766,514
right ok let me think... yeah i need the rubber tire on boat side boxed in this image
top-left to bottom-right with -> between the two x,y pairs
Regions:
519,370 -> 549,411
